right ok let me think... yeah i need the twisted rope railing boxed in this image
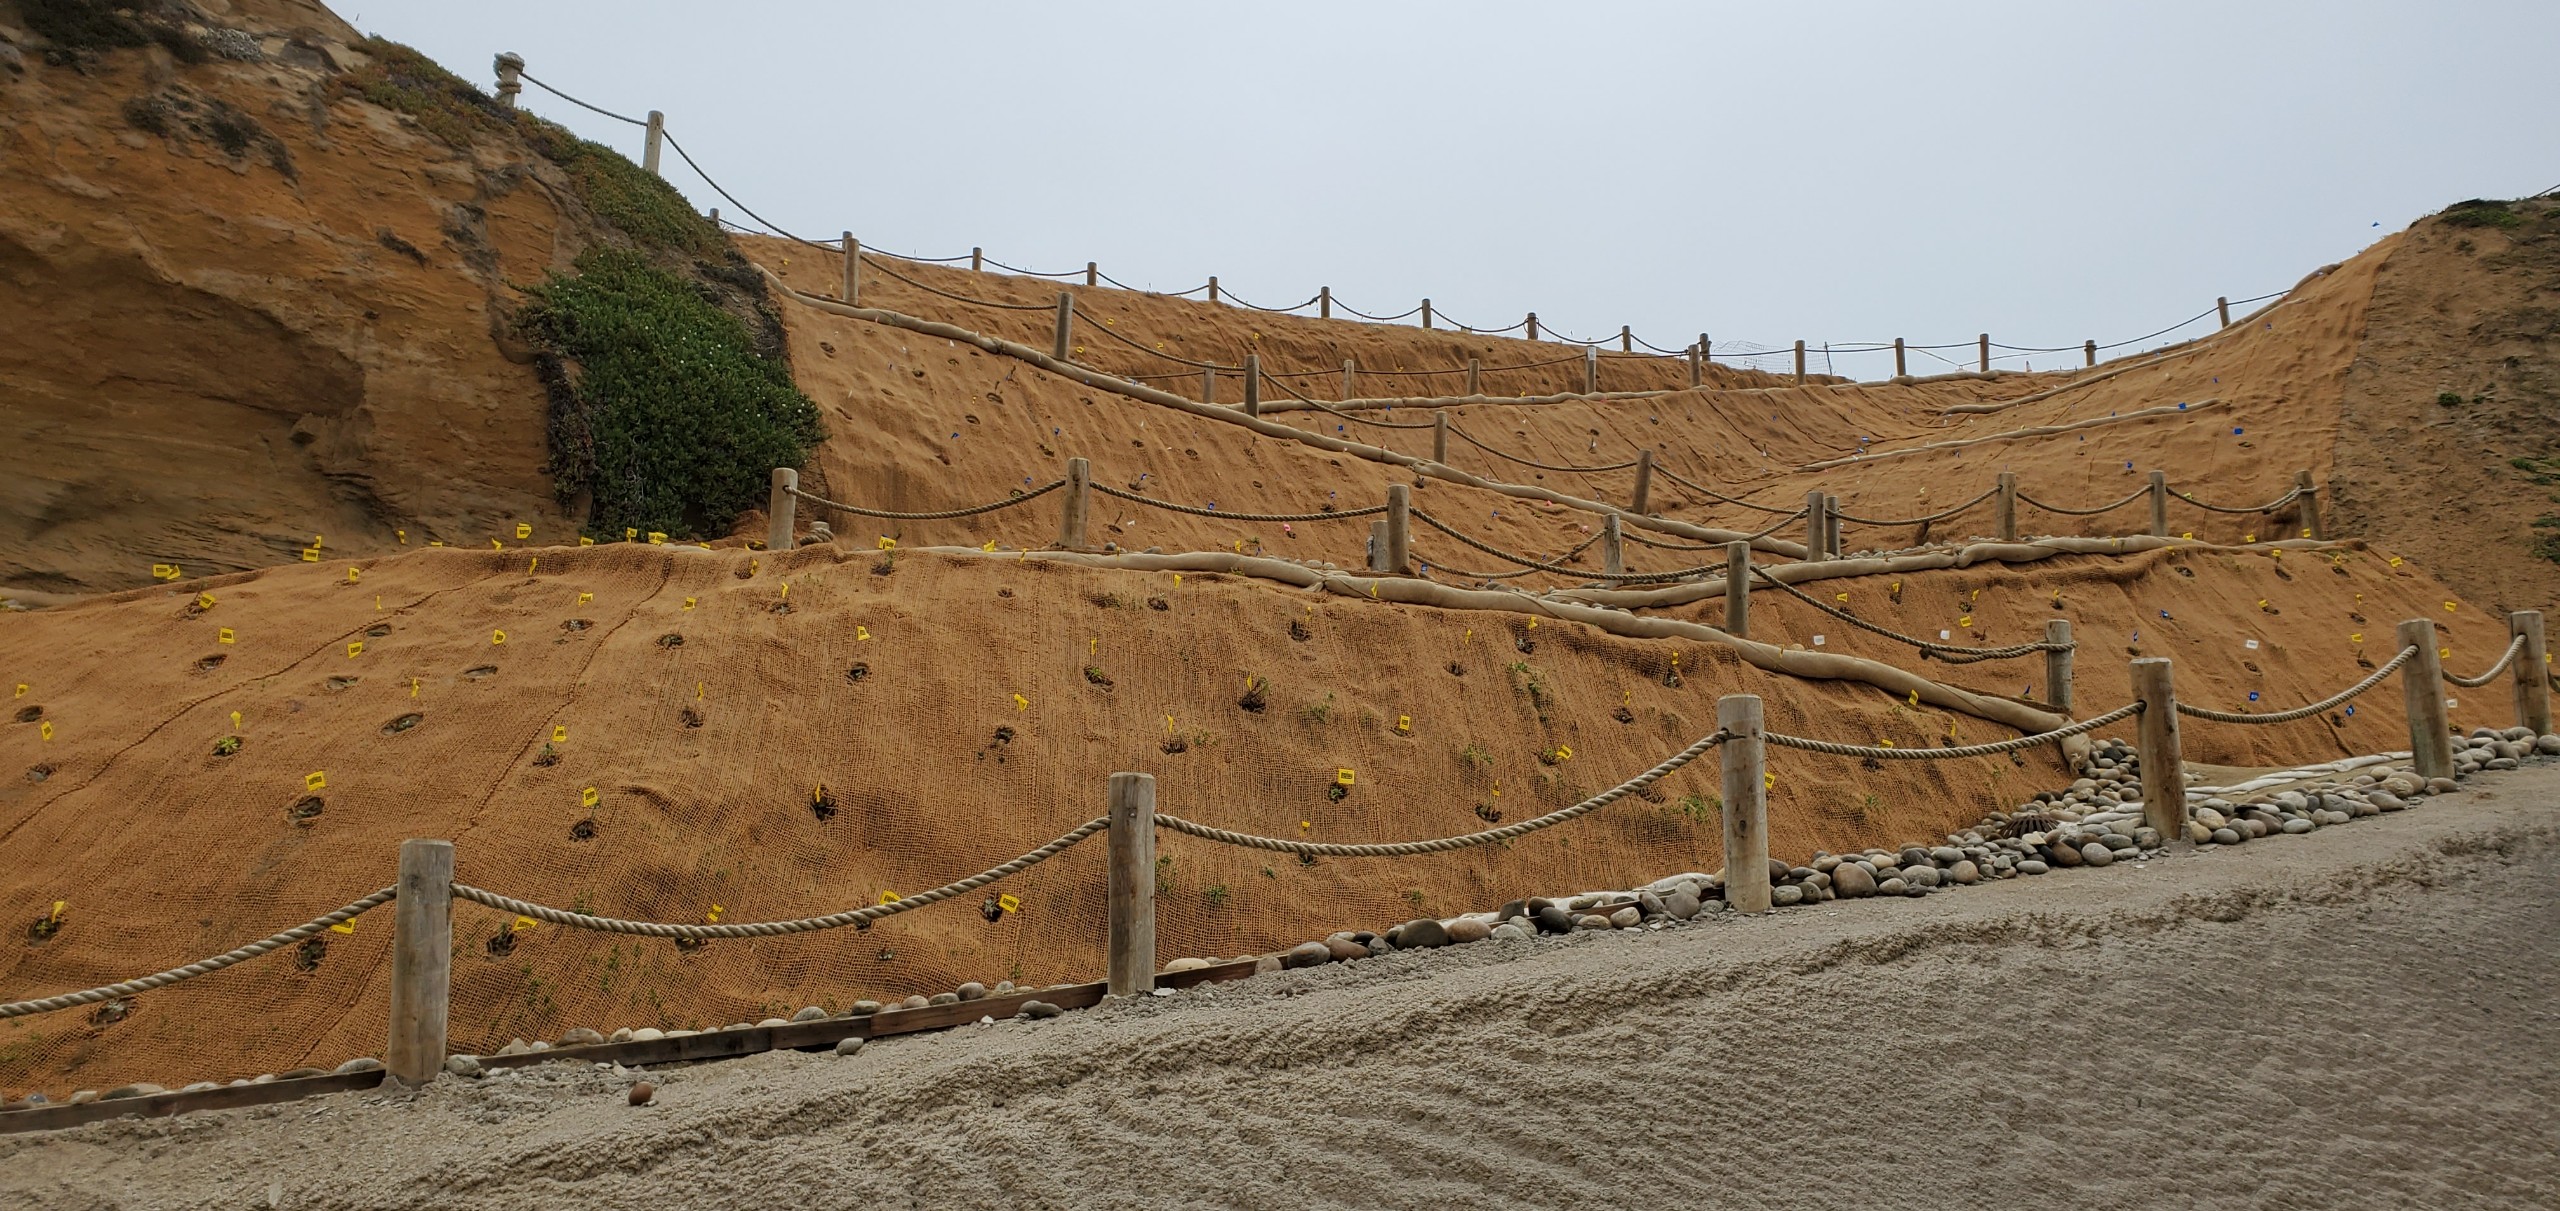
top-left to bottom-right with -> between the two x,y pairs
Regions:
2176,486 -> 2301,515
0,888 -> 397,1020
1447,425 -> 1639,473
1408,509 -> 1715,583
1093,482 -> 1386,523
789,481 -> 1064,521
1749,566 -> 2071,663
1156,730 -> 1732,856
2018,486 -> 2151,517
859,253 -> 1055,311
1262,375 -> 1440,430
1766,702 -> 2140,760
1418,530 -> 1607,581
1653,466 -> 1804,516
1075,311 -> 1242,370
2176,646 -> 2417,723
2448,635 -> 2529,689
1829,485 -> 2002,527
454,818 -> 1111,939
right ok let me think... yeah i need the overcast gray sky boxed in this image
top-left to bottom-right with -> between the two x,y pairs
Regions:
356,1 -> 2559,379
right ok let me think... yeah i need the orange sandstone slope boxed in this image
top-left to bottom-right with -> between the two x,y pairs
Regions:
0,530 -> 2518,1094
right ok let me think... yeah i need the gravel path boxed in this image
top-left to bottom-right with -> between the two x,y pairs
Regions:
6,767 -> 2557,1210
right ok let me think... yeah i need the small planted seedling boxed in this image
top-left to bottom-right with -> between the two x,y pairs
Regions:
213,735 -> 242,757
811,785 -> 837,822
1238,676 -> 1268,713
532,742 -> 561,767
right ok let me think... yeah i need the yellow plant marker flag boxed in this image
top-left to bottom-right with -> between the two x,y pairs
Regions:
1526,618 -> 1538,629
1335,768 -> 1355,786
512,916 -> 538,934
578,592 -> 592,605
516,522 -> 532,540
2444,601 -> 2458,613
1553,745 -> 1572,761
2243,533 -> 2255,544
39,722 -> 53,741
2350,633 -> 2364,644
1013,693 -> 1030,710
396,530 -> 407,544
492,630 -> 507,645
1834,592 -> 1848,603
231,710 -> 241,729
779,583 -> 789,599
1764,771 -> 1776,790
301,549 -> 319,562
877,890 -> 900,906
346,641 -> 363,658
582,787 -> 599,808
580,537 -> 595,547
876,536 -> 897,551
706,904 -> 724,923
683,597 -> 696,610
1396,714 -> 1412,733
997,894 -> 1019,914
983,540 -> 999,553
306,771 -> 326,791
12,683 -> 24,698
197,592 -> 215,610
553,725 -> 568,743
491,539 -> 504,551
856,625 -> 872,641
528,557 -> 538,574
329,921 -> 356,935
626,528 -> 639,541
218,628 -> 235,644
648,532 -> 667,545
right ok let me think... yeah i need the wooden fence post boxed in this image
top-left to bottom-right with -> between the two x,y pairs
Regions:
1432,410 -> 1449,464
2044,619 -> 2074,713
1687,344 -> 1702,387
1384,483 -> 1410,573
2398,617 -> 2455,781
1105,772 -> 1156,996
2130,659 -> 2185,838
766,468 -> 797,552
1342,358 -> 1356,400
1319,286 -> 1332,319
2216,296 -> 2232,328
1717,695 -> 1771,914
1700,335 -> 1711,365
841,234 -> 859,304
2511,610 -> 2551,734
1995,472 -> 2018,541
1421,299 -> 1433,329
2293,470 -> 2323,539
1085,261 -> 1098,288
1977,333 -> 1990,373
2141,470 -> 2167,536
642,110 -> 665,177
971,246 -> 983,272
1724,542 -> 1751,637
1805,490 -> 1829,561
1465,358 -> 1481,396
1792,340 -> 1806,384
1243,354 -> 1261,417
1058,457 -> 1091,550
1201,368 -> 1215,405
493,52 -> 524,109
1893,337 -> 1906,378
2084,339 -> 2096,367
1526,313 -> 1539,342
1367,520 -> 1387,572
1630,450 -> 1654,515
1207,275 -> 1219,303
386,838 -> 454,1085
1052,293 -> 1074,362
1619,325 -> 1633,353
1584,347 -> 1599,394
1601,514 -> 1624,575
1826,494 -> 1844,557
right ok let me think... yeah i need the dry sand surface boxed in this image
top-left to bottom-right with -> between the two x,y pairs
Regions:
5,765 -> 2554,1210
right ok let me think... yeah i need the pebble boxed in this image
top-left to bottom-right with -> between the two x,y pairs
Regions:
1444,917 -> 1492,944
1392,918 -> 1452,949
1575,914 -> 1613,930
1161,957 -> 1210,973
559,1027 -> 606,1046
954,983 -> 988,1002
1929,846 -> 1964,865
628,1080 -> 655,1107
2080,842 -> 2114,867
2017,860 -> 2049,875
1491,922 -> 1532,942
1771,885 -> 1803,907
1284,941 -> 1332,969
1020,1000 -> 1064,1019
2049,842 -> 2083,867
1830,863 -> 1878,898
1877,877 -> 1908,895
850,1000 -> 881,1016
1904,865 -> 1942,888
899,995 -> 930,1010
1948,860 -> 1981,885
2194,807 -> 2229,830
1607,906 -> 1641,928
497,1038 -> 532,1056
833,1037 -> 865,1056
1662,889 -> 1704,919
609,1027 -> 635,1043
443,1055 -> 484,1079
2281,818 -> 2315,834
2212,827 -> 2243,845
2539,735 -> 2560,756
1254,955 -> 1283,975
1321,936 -> 1367,962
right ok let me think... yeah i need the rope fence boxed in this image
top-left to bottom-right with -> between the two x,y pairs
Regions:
0,888 -> 398,1020
1765,702 -> 2141,760
788,481 -> 1063,522
2176,645 -> 2415,724
1749,566 -> 2072,664
2448,635 -> 2528,689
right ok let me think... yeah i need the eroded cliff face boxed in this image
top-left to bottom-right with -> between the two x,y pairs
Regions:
0,0 -> 602,597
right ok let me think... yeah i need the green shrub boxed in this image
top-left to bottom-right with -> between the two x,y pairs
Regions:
2441,202 -> 2523,230
523,248 -> 821,540
22,0 -> 148,53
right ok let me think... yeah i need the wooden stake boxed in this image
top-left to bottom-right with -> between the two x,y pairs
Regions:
1687,344 -> 1701,388
1630,450 -> 1654,515
1977,333 -> 1990,373
1724,542 -> 1751,637
1058,457 -> 1091,550
1319,286 -> 1332,319
1384,483 -> 1410,573
1085,261 -> 1098,288
1700,335 -> 1711,365
1421,298 -> 1433,329
2130,659 -> 2185,836
493,53 -> 524,109
1105,772 -> 1156,996
1466,358 -> 1481,396
386,839 -> 454,1085
2044,619 -> 2074,714
2216,296 -> 2232,327
1805,490 -> 1829,561
1826,494 -> 1844,557
2294,469 -> 2323,539
1717,695 -> 1771,914
1243,354 -> 1260,417
1893,337 -> 1906,378
1995,471 -> 2018,541
1432,410 -> 1449,464
1342,358 -> 1356,401
2147,470 -> 2169,536
1793,340 -> 1806,384
1584,346 -> 1599,395
1207,275 -> 1219,303
642,110 -> 664,176
1526,313 -> 1539,342
841,233 -> 859,304
2399,617 -> 2454,781
1620,325 -> 1633,353
1601,514 -> 1624,576
1367,520 -> 1387,572
2084,339 -> 2096,367
2512,610 -> 2551,735
970,246 -> 983,272
1052,293 -> 1074,362
766,468 -> 797,552
1201,368 -> 1215,405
